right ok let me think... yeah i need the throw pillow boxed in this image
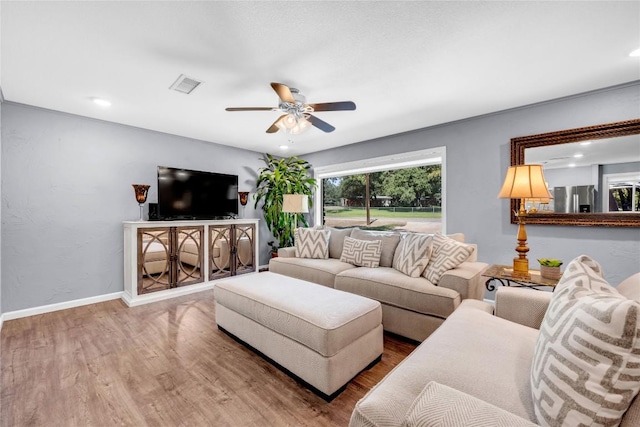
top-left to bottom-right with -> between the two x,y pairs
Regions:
530,255 -> 640,427
294,228 -> 330,259
404,382 -> 538,427
392,233 -> 432,278
422,233 -> 474,284
350,229 -> 401,267
340,236 -> 382,268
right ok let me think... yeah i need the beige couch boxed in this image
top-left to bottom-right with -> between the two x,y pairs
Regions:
350,263 -> 640,426
269,228 -> 488,342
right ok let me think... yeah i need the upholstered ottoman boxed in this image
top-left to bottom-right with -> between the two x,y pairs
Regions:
214,272 -> 383,400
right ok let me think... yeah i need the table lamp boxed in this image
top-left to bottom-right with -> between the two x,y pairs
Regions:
282,194 -> 309,227
498,165 -> 552,278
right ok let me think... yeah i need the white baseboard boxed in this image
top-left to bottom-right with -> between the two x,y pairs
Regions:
1,292 -> 124,321
121,282 -> 217,307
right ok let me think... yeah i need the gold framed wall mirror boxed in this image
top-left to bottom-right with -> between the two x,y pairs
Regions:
509,118 -> 640,227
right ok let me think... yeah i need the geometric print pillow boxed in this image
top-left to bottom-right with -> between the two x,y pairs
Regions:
340,236 -> 382,268
422,233 -> 474,284
294,228 -> 330,259
392,233 -> 432,278
530,255 -> 640,427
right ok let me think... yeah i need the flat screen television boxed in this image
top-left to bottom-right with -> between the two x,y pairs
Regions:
157,166 -> 238,220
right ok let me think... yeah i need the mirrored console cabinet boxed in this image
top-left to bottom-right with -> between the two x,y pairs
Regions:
123,219 -> 259,306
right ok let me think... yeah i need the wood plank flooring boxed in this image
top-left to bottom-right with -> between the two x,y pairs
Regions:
1,290 -> 416,426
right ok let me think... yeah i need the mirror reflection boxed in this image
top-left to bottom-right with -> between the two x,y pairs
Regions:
525,135 -> 640,214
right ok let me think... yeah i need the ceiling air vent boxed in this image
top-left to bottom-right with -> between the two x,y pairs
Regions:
169,74 -> 203,94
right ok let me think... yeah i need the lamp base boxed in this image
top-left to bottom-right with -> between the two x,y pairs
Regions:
512,257 -> 530,279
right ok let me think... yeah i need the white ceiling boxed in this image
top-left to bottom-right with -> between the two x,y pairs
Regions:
1,1 -> 639,156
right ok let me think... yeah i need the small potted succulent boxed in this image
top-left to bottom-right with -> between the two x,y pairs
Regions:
538,258 -> 563,280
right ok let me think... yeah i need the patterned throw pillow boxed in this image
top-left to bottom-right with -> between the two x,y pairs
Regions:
530,255 -> 640,427
294,228 -> 330,259
340,237 -> 382,268
422,233 -> 474,284
392,233 -> 432,278
350,228 -> 401,267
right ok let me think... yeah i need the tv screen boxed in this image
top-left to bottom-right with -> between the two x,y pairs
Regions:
157,166 -> 238,220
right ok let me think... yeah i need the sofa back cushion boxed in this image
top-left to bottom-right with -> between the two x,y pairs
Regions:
423,233 -> 474,284
340,237 -> 382,268
617,272 -> 640,302
294,228 -> 330,259
325,227 -> 353,259
530,255 -> 640,427
392,233 -> 433,278
350,228 -> 401,267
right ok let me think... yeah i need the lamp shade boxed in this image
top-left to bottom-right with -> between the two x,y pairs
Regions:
282,194 -> 309,214
498,165 -> 552,199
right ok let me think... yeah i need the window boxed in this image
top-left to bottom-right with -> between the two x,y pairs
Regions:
604,172 -> 640,212
314,148 -> 445,233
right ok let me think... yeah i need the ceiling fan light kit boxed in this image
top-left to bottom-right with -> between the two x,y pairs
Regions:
225,82 -> 356,135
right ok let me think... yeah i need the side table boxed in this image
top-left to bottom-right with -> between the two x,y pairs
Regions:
483,264 -> 559,291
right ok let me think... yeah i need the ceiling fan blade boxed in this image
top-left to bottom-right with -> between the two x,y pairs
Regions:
266,115 -> 287,133
307,114 -> 335,133
270,82 -> 296,104
308,101 -> 356,112
225,107 -> 276,111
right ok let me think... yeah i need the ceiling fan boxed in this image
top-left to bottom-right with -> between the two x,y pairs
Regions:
225,82 -> 356,134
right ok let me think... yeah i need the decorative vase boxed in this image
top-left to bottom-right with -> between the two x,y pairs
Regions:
132,184 -> 150,221
238,191 -> 249,218
540,265 -> 562,280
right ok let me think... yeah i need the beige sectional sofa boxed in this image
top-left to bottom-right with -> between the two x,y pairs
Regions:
269,227 -> 488,342
350,257 -> 640,427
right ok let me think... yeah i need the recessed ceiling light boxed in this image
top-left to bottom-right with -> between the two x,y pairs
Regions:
630,48 -> 640,57
574,153 -> 584,158
279,145 -> 289,150
568,163 -> 576,168
579,141 -> 591,146
92,98 -> 111,107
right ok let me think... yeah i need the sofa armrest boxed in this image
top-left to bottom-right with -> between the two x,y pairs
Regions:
277,247 -> 296,258
401,381 -> 538,427
494,287 -> 552,330
438,261 -> 488,301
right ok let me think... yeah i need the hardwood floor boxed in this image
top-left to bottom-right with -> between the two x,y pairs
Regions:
1,290 -> 416,426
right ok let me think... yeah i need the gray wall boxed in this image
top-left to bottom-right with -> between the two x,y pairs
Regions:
1,103 -> 270,313
305,82 -> 640,296
0,93 -> 3,318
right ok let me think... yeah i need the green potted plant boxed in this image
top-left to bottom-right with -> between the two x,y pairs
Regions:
254,154 -> 317,252
537,258 -> 563,280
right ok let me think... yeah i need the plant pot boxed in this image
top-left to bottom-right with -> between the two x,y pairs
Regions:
540,265 -> 562,280
270,251 -> 278,258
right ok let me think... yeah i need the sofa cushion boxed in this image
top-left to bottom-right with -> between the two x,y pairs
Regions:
294,228 -> 329,259
268,257 -> 357,288
402,381 -> 538,427
617,272 -> 640,302
350,228 -> 401,267
335,267 -> 460,319
350,300 -> 539,427
530,255 -> 640,427
315,226 -> 353,259
392,233 -> 432,278
423,233 -> 474,284
340,237 -> 383,268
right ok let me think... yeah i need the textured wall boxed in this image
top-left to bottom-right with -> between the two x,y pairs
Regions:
305,82 -> 640,296
1,103 -> 270,312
